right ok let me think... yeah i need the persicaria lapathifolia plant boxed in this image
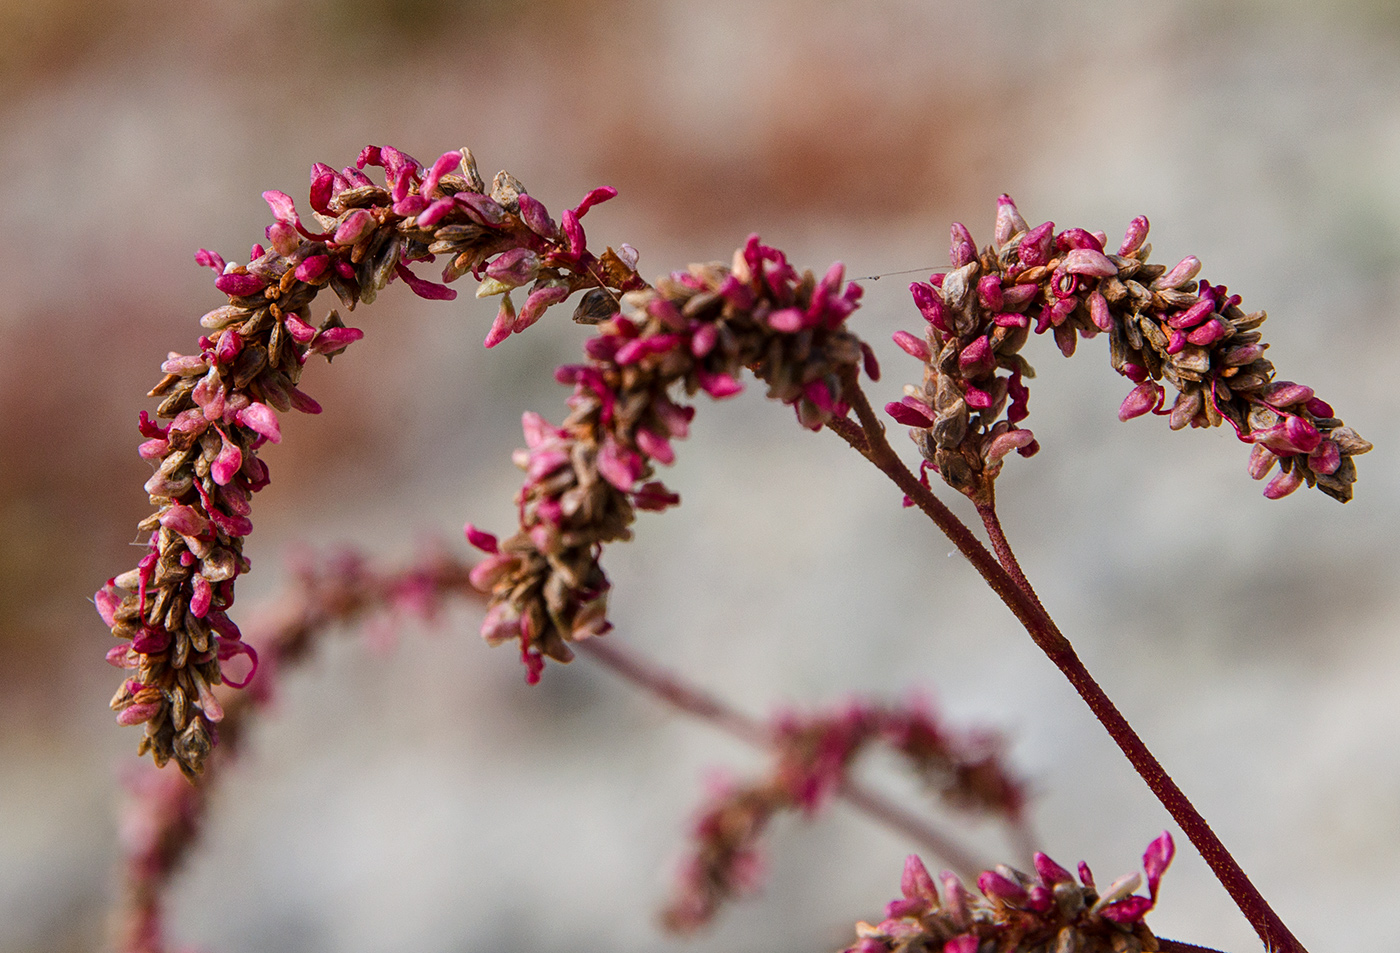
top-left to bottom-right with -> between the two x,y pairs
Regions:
97,144 -> 1369,953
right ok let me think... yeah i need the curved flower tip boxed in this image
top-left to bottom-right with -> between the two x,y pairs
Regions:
464,523 -> 500,554
1143,831 -> 1174,899
901,854 -> 938,903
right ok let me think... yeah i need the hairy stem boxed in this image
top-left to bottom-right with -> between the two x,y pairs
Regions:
574,637 -> 990,876
835,371 -> 1308,953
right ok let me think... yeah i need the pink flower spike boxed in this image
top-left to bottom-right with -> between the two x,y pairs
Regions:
262,190 -> 300,226
1119,381 -> 1161,421
572,185 -> 618,217
901,855 -> 938,902
295,255 -> 329,282
1119,215 -> 1150,255
891,330 -> 931,361
1143,831 -> 1174,899
195,249 -> 226,273
1061,248 -> 1118,277
236,402 -> 281,444
464,523 -> 500,554
995,195 -> 1028,245
334,208 -> 376,245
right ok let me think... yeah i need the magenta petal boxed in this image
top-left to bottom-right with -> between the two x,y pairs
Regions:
262,189 -> 300,225
1309,438 -> 1341,475
195,248 -> 226,273
211,430 -> 242,485
1143,831 -> 1175,899
420,150 -> 461,196
393,262 -> 457,300
295,255 -> 329,282
464,523 -> 500,554
901,855 -> 938,902
310,326 -> 364,355
217,638 -> 259,688
236,402 -> 282,444
1100,895 -> 1154,924
94,583 -> 122,628
1264,466 -> 1304,499
1061,248 -> 1117,277
977,870 -> 1028,905
1119,382 -> 1161,421
334,208 -> 376,245
943,935 -> 978,953
698,370 -> 743,398
689,324 -> 719,358
517,192 -> 558,238
1032,852 -> 1073,886
214,273 -> 268,297
885,399 -> 935,427
572,185 -> 618,217
190,574 -> 213,618
892,330 -> 931,361
1119,215 -> 1150,255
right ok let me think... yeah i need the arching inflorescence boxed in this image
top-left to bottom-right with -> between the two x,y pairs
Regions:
887,196 -> 1370,504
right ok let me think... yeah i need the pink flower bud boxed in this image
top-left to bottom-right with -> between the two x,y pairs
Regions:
1247,443 -> 1278,480
985,428 -> 1035,464
1152,255 -> 1201,290
1060,248 -> 1117,277
958,336 -> 995,377
195,248 -> 226,273
949,223 -> 976,267
1118,381 -> 1161,421
1119,215 -> 1150,255
1309,438 -> 1341,475
977,870 -> 1028,905
1143,831 -> 1174,899
1186,318 -> 1227,346
1223,343 -> 1264,366
891,330 -> 931,361
698,370 -> 743,398
909,282 -> 948,332
976,275 -> 1004,311
1167,299 -> 1214,329
995,195 -> 1028,245
1018,222 -> 1054,267
1264,465 -> 1304,499
885,398 -> 935,427
262,190 -> 300,226
517,192 -> 559,239
214,272 -> 267,297
266,221 -> 299,257
1033,852 -> 1073,886
334,209 -> 376,245
235,402 -> 281,444
1263,381 -> 1314,407
420,151 -> 461,196
294,255 -> 329,282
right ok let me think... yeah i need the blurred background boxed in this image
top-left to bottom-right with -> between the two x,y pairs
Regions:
3,0 -> 1399,950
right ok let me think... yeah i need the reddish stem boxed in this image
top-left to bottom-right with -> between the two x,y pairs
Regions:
574,637 -> 990,876
837,372 -> 1308,953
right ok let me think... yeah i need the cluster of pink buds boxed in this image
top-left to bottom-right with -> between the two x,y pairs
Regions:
889,196 -> 1369,502
99,144 -> 643,776
847,833 -> 1175,953
466,237 -> 875,682
664,699 -> 1026,932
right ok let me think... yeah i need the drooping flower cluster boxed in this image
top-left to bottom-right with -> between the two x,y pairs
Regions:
116,546 -> 483,953
889,196 -> 1369,503
99,144 -> 640,777
847,833 -> 1175,953
466,237 -> 875,681
664,699 -> 1026,932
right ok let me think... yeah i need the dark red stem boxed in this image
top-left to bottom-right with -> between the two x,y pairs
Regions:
837,371 -> 1308,953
